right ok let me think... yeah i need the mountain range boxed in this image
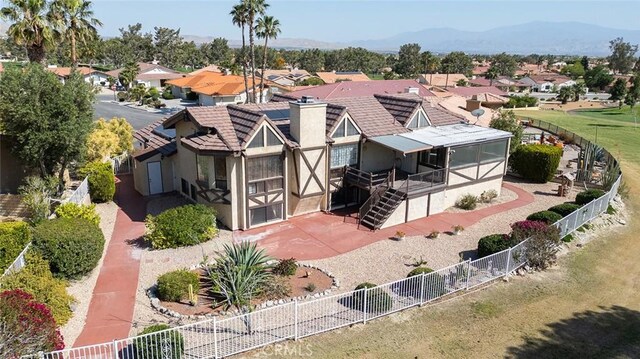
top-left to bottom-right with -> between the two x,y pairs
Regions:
184,21 -> 640,55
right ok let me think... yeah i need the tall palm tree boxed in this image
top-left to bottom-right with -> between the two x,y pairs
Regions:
242,0 -> 268,103
230,3 -> 250,104
1,0 -> 59,63
51,0 -> 102,68
256,16 -> 280,103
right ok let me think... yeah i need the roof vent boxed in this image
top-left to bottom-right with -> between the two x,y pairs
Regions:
405,87 -> 420,94
299,95 -> 315,104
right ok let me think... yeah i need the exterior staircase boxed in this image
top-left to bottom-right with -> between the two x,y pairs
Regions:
359,187 -> 406,230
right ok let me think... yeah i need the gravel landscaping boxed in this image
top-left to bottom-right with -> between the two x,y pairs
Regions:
60,201 -> 118,347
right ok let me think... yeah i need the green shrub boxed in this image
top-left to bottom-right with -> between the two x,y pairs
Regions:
135,324 -> 184,359
162,90 -> 174,100
575,189 -> 605,205
548,203 -> 581,217
116,91 -> 127,101
607,204 -> 617,215
272,258 -> 297,276
156,269 -> 200,302
147,87 -> 160,100
79,162 -> 115,203
0,221 -> 31,273
562,234 -> 574,243
478,234 -> 515,258
455,194 -> 478,210
526,211 -> 563,225
407,267 -> 434,277
54,203 -> 100,226
145,204 -> 218,249
32,218 -> 105,279
185,91 -> 198,101
0,252 -> 75,325
510,144 -> 562,183
352,283 -> 392,313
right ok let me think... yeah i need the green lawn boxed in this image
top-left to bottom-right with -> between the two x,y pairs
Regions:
366,73 -> 385,80
515,108 -> 640,165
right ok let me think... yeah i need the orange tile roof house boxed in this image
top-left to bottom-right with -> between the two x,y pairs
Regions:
107,62 -> 183,89
132,93 -> 512,231
167,71 -> 270,105
46,66 -> 110,86
315,71 -> 371,84
418,73 -> 469,89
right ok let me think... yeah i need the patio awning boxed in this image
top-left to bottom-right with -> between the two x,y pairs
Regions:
401,124 -> 512,148
368,135 -> 432,154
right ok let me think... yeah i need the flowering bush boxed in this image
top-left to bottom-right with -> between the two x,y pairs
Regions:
510,220 -> 549,241
0,289 -> 64,358
510,220 -> 561,270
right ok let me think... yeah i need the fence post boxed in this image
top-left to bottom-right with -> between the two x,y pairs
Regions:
505,247 -> 512,275
363,288 -> 368,324
111,340 -> 118,359
213,316 -> 218,359
294,300 -> 299,341
419,273 -> 426,305
465,259 -> 472,289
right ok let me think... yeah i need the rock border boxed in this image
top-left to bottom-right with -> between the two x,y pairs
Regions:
147,263 -> 339,320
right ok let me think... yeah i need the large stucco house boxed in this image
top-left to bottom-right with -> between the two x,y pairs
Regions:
132,93 -> 511,231
166,71 -> 270,106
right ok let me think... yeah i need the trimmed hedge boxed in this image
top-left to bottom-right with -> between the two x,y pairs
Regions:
526,211 -> 563,225
510,144 -> 563,183
135,324 -> 184,359
156,269 -> 200,302
575,189 -> 605,205
548,203 -> 581,217
79,161 -> 116,203
54,203 -> 100,226
32,218 -> 105,280
0,252 -> 75,325
477,233 -> 515,258
0,221 -> 31,273
145,204 -> 218,249
407,267 -> 434,277
353,283 -> 392,313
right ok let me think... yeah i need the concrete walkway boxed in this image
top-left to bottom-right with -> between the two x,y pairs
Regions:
74,175 -> 145,347
235,183 -> 535,261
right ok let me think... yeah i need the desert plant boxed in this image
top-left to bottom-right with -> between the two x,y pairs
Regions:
452,225 -> 465,234
135,324 -> 184,359
395,230 -> 406,239
352,283 -> 392,313
407,267 -> 434,277
427,230 -> 440,239
145,204 -> 218,249
455,194 -> 478,210
526,211 -> 563,225
510,144 -> 562,183
477,234 -> 515,258
548,203 -> 581,217
0,252 -> 75,325
260,276 -> 291,300
32,218 -> 105,279
272,258 -> 297,276
510,220 -> 549,242
19,176 -> 59,224
410,256 -> 428,267
54,202 -> 100,226
304,283 -> 316,292
0,289 -> 64,357
0,221 -> 31,273
480,190 -> 498,203
156,269 -> 200,302
575,189 -> 605,205
78,161 -> 116,203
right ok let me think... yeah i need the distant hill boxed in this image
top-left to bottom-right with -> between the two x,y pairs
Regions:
349,22 -> 640,55
183,35 -> 342,50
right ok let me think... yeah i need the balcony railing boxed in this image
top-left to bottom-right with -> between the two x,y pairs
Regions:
344,166 -> 390,191
395,168 -> 447,195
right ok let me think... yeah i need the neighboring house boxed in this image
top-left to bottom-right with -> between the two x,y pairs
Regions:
472,65 -> 490,76
288,80 -> 435,99
132,93 -> 512,231
448,86 -> 508,98
0,134 -> 29,193
315,71 -> 371,84
468,77 -> 530,92
256,69 -> 314,88
46,66 -> 110,85
107,62 -> 183,89
166,71 -> 270,105
189,65 -> 222,76
518,74 -> 575,92
515,63 -> 544,77
418,74 -> 469,89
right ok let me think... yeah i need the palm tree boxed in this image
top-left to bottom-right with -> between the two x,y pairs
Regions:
485,67 -> 498,86
230,3 -> 250,103
1,0 -> 59,63
51,0 -> 102,68
242,0 -> 269,103
255,16 -> 280,103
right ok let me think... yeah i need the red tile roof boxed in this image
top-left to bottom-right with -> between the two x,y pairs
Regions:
448,86 -> 508,98
289,80 -> 435,99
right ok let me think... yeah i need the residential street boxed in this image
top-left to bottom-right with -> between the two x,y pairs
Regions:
93,93 -> 168,130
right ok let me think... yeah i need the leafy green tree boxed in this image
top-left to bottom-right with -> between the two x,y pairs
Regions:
485,67 -> 498,86
625,76 -> 640,110
609,78 -> 628,107
489,52 -> 517,77
489,110 -> 523,154
299,48 -> 324,73
153,26 -> 184,69
420,51 -> 439,74
0,64 -> 94,184
297,77 -> 324,86
118,23 -> 154,63
230,3 -> 250,103
1,0 -> 59,63
201,37 -> 233,67
584,65 -> 614,91
581,56 -> 589,71
51,0 -> 102,67
440,51 -> 473,75
572,83 -> 586,101
561,61 -> 585,80
119,61 -> 140,89
180,41 -> 206,69
383,70 -> 398,80
394,43 -> 421,78
608,37 -> 638,74
557,86 -> 573,104
256,15 -> 280,103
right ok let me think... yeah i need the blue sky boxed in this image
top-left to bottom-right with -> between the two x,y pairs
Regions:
92,1 -> 640,41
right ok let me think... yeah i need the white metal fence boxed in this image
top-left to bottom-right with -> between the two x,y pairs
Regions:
25,175 -> 621,359
111,152 -> 132,175
1,242 -> 31,277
